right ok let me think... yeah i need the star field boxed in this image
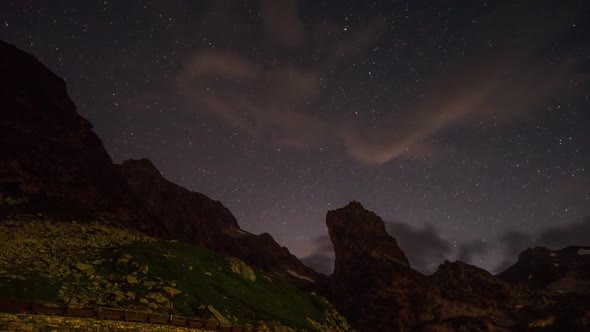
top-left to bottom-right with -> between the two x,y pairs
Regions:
1,0 -> 589,273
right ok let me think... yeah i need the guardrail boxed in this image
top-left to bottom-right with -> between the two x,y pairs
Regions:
0,298 -> 253,331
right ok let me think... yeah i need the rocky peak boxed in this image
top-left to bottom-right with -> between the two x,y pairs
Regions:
0,40 -> 143,222
326,201 -> 410,276
325,202 -> 439,331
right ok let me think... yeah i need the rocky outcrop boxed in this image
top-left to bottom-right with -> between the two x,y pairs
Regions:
431,260 -> 526,310
226,257 -> 256,281
499,245 -> 590,293
326,202 -> 441,332
117,159 -> 239,246
0,41 -> 145,224
328,201 -> 410,272
118,159 -> 320,284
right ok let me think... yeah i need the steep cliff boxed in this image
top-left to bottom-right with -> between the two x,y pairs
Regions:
0,40 -> 142,223
326,202 -> 441,331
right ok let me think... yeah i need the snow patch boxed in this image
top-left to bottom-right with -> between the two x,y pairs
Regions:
578,248 -> 590,256
550,252 -> 557,257
287,269 -> 315,283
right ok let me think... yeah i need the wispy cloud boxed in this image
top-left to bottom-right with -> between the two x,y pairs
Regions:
260,0 -> 305,49
171,0 -> 585,164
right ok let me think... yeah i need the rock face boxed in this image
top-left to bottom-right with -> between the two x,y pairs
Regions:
431,260 -> 526,310
326,201 -> 441,332
117,159 -> 239,246
0,41 -> 317,283
328,201 -> 410,272
0,40 -> 142,222
499,245 -> 590,293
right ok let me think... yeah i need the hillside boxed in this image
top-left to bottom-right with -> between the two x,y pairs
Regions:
0,214 -> 351,331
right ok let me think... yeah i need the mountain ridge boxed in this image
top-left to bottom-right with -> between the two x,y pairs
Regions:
0,39 -> 318,284
498,245 -> 590,293
322,201 -> 590,331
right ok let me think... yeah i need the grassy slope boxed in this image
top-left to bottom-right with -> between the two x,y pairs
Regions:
98,240 -> 333,329
0,217 -> 345,331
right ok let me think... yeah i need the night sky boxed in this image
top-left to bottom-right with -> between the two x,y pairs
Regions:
2,0 -> 589,274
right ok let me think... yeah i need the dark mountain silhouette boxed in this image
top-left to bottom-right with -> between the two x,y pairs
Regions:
117,158 -> 320,283
325,202 -> 441,331
0,40 -> 146,224
499,245 -> 590,293
323,202 -> 590,331
0,40 -> 317,284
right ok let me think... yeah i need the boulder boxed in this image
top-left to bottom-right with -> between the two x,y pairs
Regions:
126,275 -> 139,284
75,262 -> 93,271
226,257 -> 256,281
207,305 -> 231,325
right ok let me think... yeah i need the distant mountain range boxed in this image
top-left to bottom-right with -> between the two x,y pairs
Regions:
499,245 -> 590,292
1,40 -> 588,331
